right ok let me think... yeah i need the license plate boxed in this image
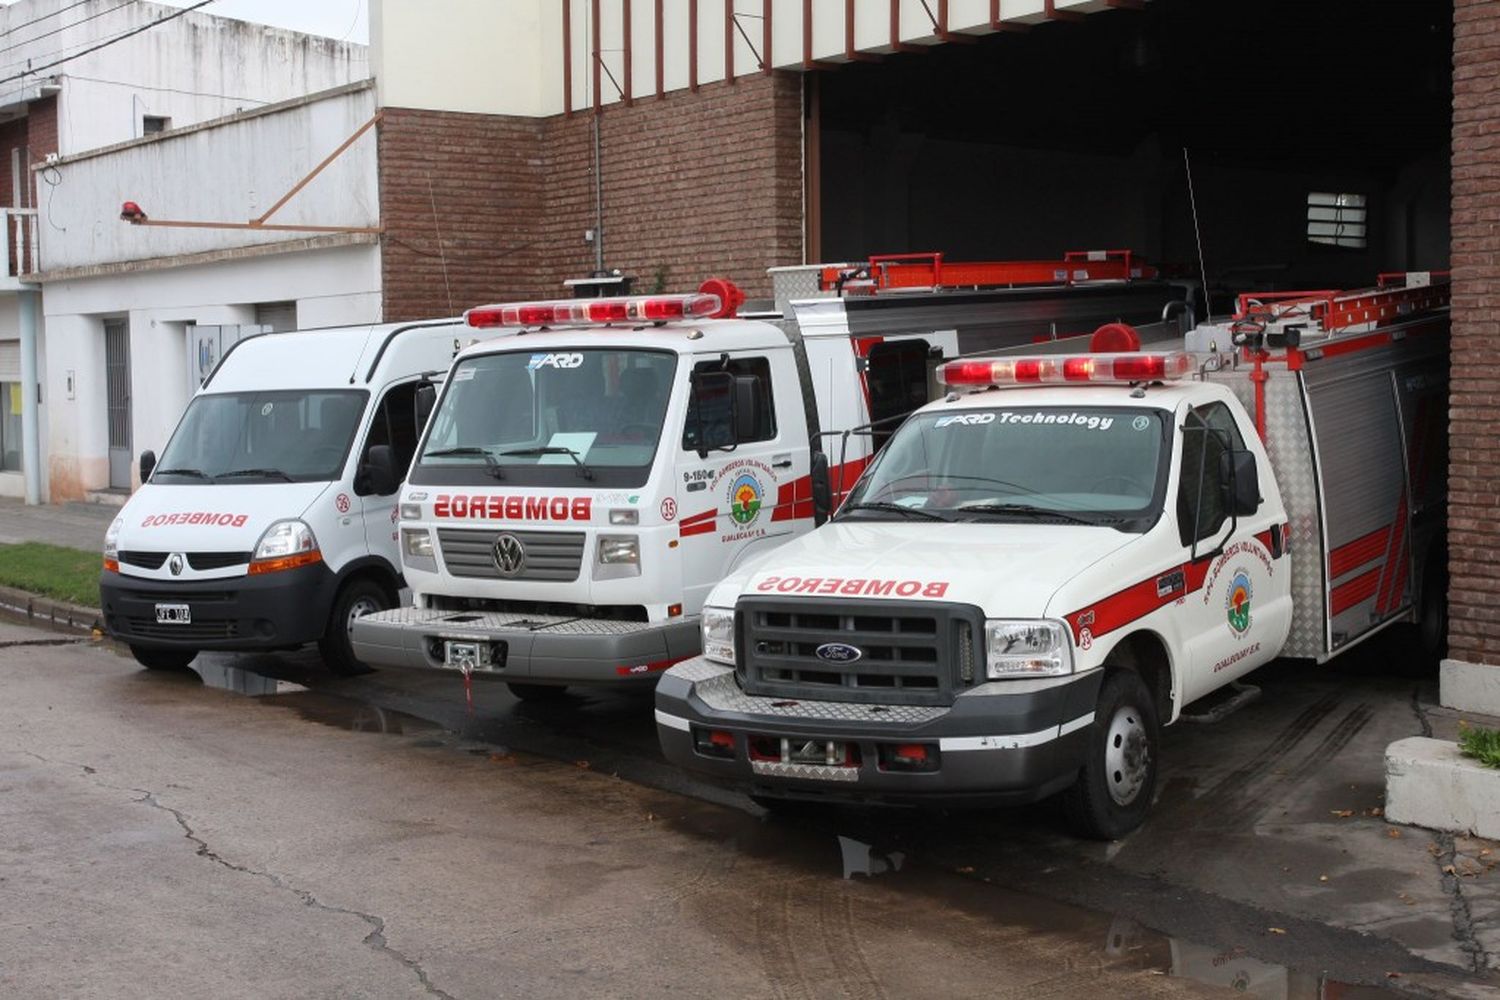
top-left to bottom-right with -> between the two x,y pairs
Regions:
443,639 -> 502,672
154,603 -> 191,625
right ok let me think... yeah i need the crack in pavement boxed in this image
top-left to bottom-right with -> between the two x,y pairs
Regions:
133,790 -> 459,1000
1409,686 -> 1491,973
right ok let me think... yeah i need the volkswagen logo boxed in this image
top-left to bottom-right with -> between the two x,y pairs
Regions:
168,553 -> 184,577
815,642 -> 863,664
491,533 -> 527,578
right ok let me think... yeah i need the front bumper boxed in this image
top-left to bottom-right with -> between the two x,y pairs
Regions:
350,607 -> 701,684
655,658 -> 1103,805
100,563 -> 338,651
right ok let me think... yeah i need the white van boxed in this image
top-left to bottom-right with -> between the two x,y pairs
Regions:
100,319 -> 492,674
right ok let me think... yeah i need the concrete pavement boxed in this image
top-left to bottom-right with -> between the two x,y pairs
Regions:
1,629 -> 1243,1000
0,496 -> 115,549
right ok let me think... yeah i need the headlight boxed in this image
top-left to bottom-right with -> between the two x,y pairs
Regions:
701,606 -> 736,665
248,519 -> 321,575
103,516 -> 122,560
399,502 -> 422,521
597,535 -> 639,565
983,620 -> 1072,678
402,528 -> 433,558
609,508 -> 639,526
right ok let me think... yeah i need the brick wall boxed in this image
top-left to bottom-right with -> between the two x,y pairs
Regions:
1448,0 -> 1500,664
378,73 -> 803,320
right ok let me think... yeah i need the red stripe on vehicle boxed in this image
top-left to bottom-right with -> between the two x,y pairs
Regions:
679,518 -> 717,537
1331,569 -> 1381,616
1064,556 -> 1213,643
1329,525 -> 1392,579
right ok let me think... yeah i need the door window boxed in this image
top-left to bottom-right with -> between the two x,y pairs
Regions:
866,339 -> 930,449
682,356 -> 776,451
364,381 -> 424,478
1177,402 -> 1245,546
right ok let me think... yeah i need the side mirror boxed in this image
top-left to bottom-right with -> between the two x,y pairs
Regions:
809,451 -> 833,526
732,375 -> 764,443
1221,449 -> 1261,516
415,382 -> 437,429
139,449 -> 156,482
356,444 -> 399,497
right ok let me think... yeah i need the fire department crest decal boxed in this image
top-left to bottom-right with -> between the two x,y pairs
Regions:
1226,568 -> 1253,636
728,473 -> 763,527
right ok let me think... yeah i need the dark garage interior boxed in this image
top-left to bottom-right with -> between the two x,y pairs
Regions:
815,0 -> 1453,302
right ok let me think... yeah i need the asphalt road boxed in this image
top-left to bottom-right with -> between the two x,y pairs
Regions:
2,619 -> 1494,998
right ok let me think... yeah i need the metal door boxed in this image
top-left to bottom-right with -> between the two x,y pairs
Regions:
105,320 -> 131,488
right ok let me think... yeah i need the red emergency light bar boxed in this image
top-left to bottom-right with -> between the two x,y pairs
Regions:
938,351 -> 1194,387
466,292 -> 721,329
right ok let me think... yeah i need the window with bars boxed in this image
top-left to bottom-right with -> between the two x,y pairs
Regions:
1307,192 -> 1367,249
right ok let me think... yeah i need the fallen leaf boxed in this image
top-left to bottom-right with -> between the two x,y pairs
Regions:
1268,927 -> 1287,935
1318,875 -> 1330,883
1370,807 -> 1384,817
574,760 -> 591,770
1387,829 -> 1403,839
1443,865 -> 1457,876
1386,972 -> 1402,979
1482,848 -> 1493,858
1331,809 -> 1355,818
955,866 -> 975,874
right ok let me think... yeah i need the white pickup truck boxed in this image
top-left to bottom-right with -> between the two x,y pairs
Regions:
654,275 -> 1450,838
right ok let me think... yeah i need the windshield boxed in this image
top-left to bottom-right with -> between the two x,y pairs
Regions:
841,405 -> 1170,529
411,348 -> 677,488
152,389 -> 368,484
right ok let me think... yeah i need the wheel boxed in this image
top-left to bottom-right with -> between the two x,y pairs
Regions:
1061,670 -> 1160,840
1416,553 -> 1448,663
318,578 -> 392,677
130,645 -> 197,671
506,682 -> 569,702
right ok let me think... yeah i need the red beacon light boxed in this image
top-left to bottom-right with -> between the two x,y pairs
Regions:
465,291 -> 722,329
938,351 -> 1194,388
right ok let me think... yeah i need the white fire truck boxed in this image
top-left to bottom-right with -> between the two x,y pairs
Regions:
349,252 -> 1189,699
654,273 -> 1449,839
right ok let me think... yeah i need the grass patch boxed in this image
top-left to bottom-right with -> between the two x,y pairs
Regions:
0,542 -> 102,606
1459,725 -> 1500,770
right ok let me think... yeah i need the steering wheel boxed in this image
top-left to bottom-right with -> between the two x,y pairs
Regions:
1090,475 -> 1150,498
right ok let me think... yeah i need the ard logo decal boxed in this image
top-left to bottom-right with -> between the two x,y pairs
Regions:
1226,568 -> 1253,636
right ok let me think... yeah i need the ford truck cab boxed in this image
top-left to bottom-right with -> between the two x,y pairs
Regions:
100,320 -> 488,674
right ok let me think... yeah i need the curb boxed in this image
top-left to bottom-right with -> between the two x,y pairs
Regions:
1386,736 -> 1500,839
0,583 -> 102,635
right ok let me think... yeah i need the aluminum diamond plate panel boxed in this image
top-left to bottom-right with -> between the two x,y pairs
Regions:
1209,368 -> 1327,658
689,666 -> 949,725
361,607 -> 662,636
750,760 -> 859,782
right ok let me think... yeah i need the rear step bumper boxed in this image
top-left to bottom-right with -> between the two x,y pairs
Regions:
350,606 -> 700,684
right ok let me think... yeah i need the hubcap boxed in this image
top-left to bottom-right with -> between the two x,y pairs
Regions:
345,596 -> 382,636
1104,705 -> 1151,806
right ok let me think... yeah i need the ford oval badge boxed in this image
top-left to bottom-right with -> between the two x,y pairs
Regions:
815,642 -> 863,664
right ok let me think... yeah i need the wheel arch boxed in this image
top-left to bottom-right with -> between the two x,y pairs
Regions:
1099,629 -> 1176,723
333,555 -> 403,603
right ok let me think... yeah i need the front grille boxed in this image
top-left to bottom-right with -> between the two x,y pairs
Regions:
187,551 -> 252,571
738,598 -> 983,707
118,551 -> 168,570
436,528 -> 586,582
121,618 -> 240,640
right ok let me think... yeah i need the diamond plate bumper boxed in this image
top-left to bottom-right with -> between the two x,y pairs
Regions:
350,607 -> 700,683
655,658 -> 1102,804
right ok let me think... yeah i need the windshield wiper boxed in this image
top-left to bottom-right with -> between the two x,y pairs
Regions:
424,447 -> 503,479
836,501 -> 951,522
154,467 -> 209,480
216,468 -> 294,482
499,446 -> 595,481
957,503 -> 1101,526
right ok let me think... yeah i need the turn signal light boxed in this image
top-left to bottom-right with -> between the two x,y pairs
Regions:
247,549 -> 324,576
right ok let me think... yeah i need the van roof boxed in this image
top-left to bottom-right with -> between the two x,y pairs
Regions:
204,319 -> 467,393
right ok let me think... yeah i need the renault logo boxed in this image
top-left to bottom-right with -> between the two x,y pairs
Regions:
168,553 -> 184,577
491,534 -> 526,577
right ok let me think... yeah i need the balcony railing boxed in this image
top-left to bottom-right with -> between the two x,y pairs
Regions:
0,208 -> 38,281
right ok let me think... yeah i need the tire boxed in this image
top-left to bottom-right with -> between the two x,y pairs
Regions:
1416,554 -> 1448,664
1062,670 -> 1160,841
130,644 -> 197,671
506,682 -> 570,702
318,578 -> 392,677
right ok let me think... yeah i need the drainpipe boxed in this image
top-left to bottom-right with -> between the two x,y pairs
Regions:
19,288 -> 39,504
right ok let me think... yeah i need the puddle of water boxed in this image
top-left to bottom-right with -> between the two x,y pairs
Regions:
654,799 -> 1403,1000
191,663 -> 443,735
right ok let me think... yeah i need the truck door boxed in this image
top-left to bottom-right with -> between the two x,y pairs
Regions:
1175,401 -> 1293,706
355,379 -> 425,564
676,350 -> 810,613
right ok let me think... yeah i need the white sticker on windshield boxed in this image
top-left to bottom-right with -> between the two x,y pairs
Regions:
452,367 -> 476,382
260,403 -> 273,416
527,352 -> 585,370
1132,415 -> 1151,431
539,431 -> 597,463
998,412 -> 1114,431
